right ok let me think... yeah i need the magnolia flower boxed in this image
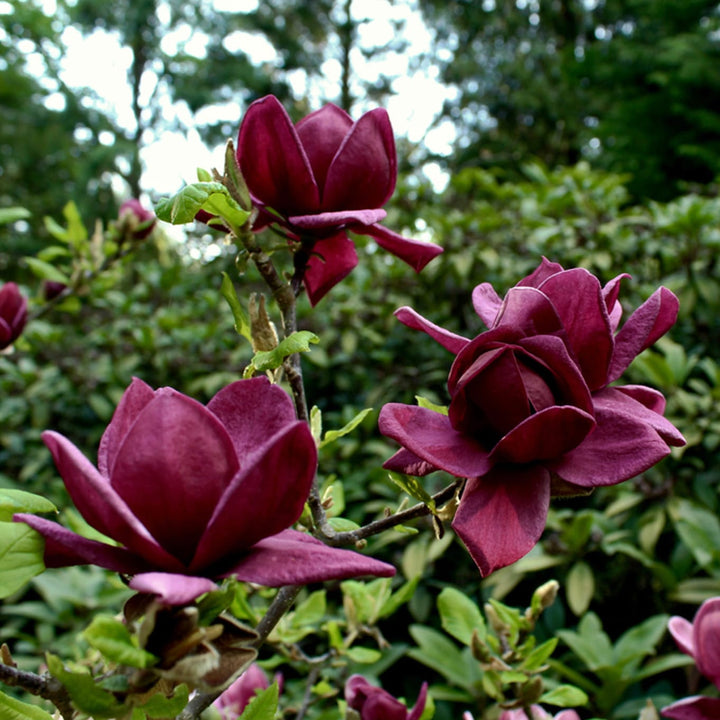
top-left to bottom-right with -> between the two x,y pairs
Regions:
214,664 -> 277,719
236,95 -> 442,305
661,597 -> 720,719
379,259 -> 684,575
119,198 -> 156,239
0,281 -> 27,349
16,377 -> 394,605
499,707 -> 581,720
345,675 -> 427,720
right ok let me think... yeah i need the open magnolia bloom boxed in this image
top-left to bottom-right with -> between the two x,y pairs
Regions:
16,377 -> 394,605
236,95 -> 442,305
0,281 -> 27,349
379,259 -> 685,575
662,597 -> 720,720
345,675 -> 427,720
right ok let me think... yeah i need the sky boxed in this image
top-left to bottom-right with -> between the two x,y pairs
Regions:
31,0 -> 457,197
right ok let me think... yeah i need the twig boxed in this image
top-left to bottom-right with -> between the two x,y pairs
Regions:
0,660 -> 74,720
295,664 -> 322,720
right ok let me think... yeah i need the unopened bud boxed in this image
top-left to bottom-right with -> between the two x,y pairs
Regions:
528,580 -> 559,622
470,629 -> 492,663
517,676 -> 544,706
484,603 -> 505,637
249,294 -> 278,352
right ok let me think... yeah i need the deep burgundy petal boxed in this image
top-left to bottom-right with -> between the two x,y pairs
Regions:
407,683 -> 429,720
383,448 -> 440,477
42,430 -> 184,571
609,286 -> 680,382
379,404 -> 492,479
517,258 -> 564,287
490,406 -> 595,465
111,389 -> 240,566
206,377 -> 298,463
394,306 -> 469,354
694,598 -> 720,685
602,273 -> 630,331
493,287 -> 565,338
303,232 -> 358,306
224,529 -> 395,585
451,466 -> 551,575
14,513 -> 150,574
289,208 -> 387,229
363,224 -> 443,272
190,422 -> 317,572
537,268 -> 614,391
323,108 -> 397,210
471,283 -> 504,328
128,572 -> 218,606
295,103 -> 353,192
614,384 -> 667,414
237,95 -> 319,215
98,377 -> 156,477
661,696 -> 720,720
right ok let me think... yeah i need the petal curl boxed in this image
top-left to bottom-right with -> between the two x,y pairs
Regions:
363,224 -> 443,272
128,572 -> 218,606
394,306 -> 469,354
694,598 -> 720,684
303,232 -> 358,306
471,283 -> 503,328
224,529 -> 395,585
661,696 -> 720,720
668,616 -> 695,657
289,208 -> 387,229
452,466 -> 551,575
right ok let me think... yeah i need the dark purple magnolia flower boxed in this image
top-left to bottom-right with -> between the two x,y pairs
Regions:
0,282 -> 27,349
345,675 -> 427,720
379,259 -> 685,575
119,198 -> 156,240
16,377 -> 394,605
214,664 -> 278,719
661,597 -> 720,720
42,280 -> 68,302
236,95 -> 442,305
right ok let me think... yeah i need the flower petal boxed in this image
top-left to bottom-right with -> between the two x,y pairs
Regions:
111,389 -> 240,566
128,572 -> 218,606
493,287 -> 565,338
206,377 -> 298,463
295,103 -> 353,192
452,466 -> 551,575
289,208 -> 387,229
694,597 -> 720,685
363,224 -> 443,272
609,286 -> 680,382
323,108 -> 397,210
303,232 -> 358,306
379,404 -> 492,479
394,306 -> 469,354
14,513 -> 149,574
237,95 -> 319,214
42,430 -> 184,571
98,377 -> 156,477
190,422 -> 317,572
517,257 -> 564,287
472,282 -> 503,328
661,696 -> 720,720
224,529 -> 395,585
668,616 -> 695,657
383,448 -> 439,477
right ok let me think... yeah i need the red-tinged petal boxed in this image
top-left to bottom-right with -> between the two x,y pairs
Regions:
602,273 -> 630,331
548,391 -> 681,487
537,268 -> 614,391
383,448 -> 439,477
493,287 -> 565,338
323,108 -> 397,210
41,430 -> 184,571
694,598 -> 720,684
517,258 -> 564,287
363,224 -> 443,272
237,95 -> 319,214
394,306 -> 469,354
472,283 -> 503,328
451,466 -> 551,576
408,683 -> 429,720
14,513 -> 149,574
289,208 -> 387,230
609,286 -> 680,382
614,384 -> 667,414
98,377 -> 156,477
190,422 -> 316,572
111,389 -> 239,566
207,377 -> 298,463
379,403 -> 492,479
295,103 -> 353,192
490,406 -> 595,465
304,232 -> 358,306
661,696 -> 720,720
224,529 -> 395,585
128,572 -> 218,606
668,616 -> 695,657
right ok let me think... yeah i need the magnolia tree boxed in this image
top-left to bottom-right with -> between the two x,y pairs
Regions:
0,96 -> 712,720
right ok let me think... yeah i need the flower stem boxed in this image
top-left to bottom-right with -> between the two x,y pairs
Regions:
0,656 -> 73,720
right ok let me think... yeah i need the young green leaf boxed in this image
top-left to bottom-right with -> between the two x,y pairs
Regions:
0,690 -> 54,720
0,522 -> 46,598
238,682 -> 279,720
0,489 -> 56,522
319,408 -> 373,449
540,684 -> 589,707
83,614 -> 158,668
244,331 -> 319,376
220,272 -> 252,342
438,587 -> 486,645
387,472 -> 436,513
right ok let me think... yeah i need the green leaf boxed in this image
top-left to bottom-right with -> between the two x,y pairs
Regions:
155,182 -> 250,229
137,684 -> 189,718
556,613 -> 614,671
540,684 -> 588,707
0,690 -> 54,720
238,682 -> 279,720
614,614 -> 669,667
408,625 -> 476,690
387,472 -> 436,512
0,489 -> 56,521
319,408 -> 373,448
437,587 -> 486,645
220,272 -> 252,342
310,405 -> 323,443
0,207 -> 31,225
379,575 -> 420,619
415,395 -> 448,415
521,638 -> 559,671
244,331 -> 319,375
0,522 -> 46,598
46,653 -> 126,718
24,257 -> 70,284
292,590 -> 327,627
345,646 -> 383,664
566,561 -> 595,616
83,614 -> 158,668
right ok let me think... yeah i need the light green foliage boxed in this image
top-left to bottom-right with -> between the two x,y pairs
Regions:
238,683 -> 279,720
156,182 -> 251,232
0,691 -> 54,720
